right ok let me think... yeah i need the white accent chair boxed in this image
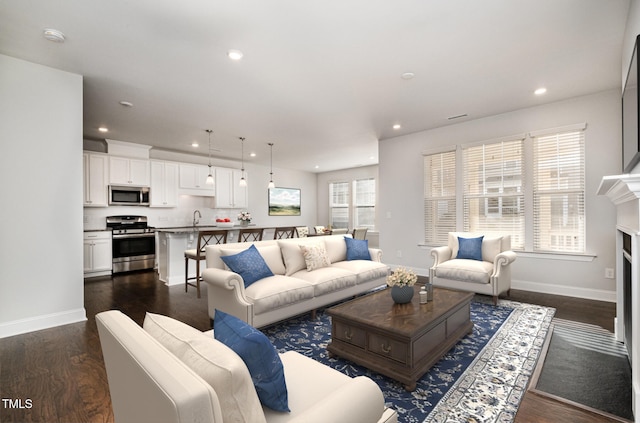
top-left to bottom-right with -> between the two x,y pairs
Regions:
429,232 -> 516,305
96,310 -> 398,423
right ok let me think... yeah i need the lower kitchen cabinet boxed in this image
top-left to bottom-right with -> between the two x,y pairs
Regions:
84,231 -> 112,277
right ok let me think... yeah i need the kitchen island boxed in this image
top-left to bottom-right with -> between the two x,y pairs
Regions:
155,225 -> 275,287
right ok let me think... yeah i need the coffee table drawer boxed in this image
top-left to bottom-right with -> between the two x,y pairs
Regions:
368,333 -> 408,364
334,321 -> 366,348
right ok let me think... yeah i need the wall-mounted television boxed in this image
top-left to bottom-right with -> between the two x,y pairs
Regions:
623,35 -> 640,173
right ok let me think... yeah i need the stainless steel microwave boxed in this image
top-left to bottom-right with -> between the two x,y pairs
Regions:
109,186 -> 150,206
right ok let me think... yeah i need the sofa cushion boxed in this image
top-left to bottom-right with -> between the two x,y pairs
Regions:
344,237 -> 371,261
291,267 -> 357,296
245,275 -> 314,315
220,244 -> 274,288
279,240 -> 310,275
331,260 -> 389,284
435,258 -> 493,284
323,235 -> 348,263
456,236 -> 484,261
214,310 -> 290,412
142,313 -> 266,423
300,243 -> 331,271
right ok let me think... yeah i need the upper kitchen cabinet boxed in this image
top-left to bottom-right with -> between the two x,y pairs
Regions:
215,167 -> 247,208
109,156 -> 150,186
83,152 -> 109,207
179,163 -> 215,196
150,160 -> 178,207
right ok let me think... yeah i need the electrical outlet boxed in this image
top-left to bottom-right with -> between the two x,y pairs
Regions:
605,268 -> 615,279
396,250 -> 402,258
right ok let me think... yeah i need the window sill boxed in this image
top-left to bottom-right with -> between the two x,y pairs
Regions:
418,243 -> 595,262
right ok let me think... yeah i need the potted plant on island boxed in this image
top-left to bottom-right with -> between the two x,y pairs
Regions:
237,211 -> 251,226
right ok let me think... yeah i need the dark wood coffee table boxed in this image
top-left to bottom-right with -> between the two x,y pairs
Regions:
327,286 -> 474,390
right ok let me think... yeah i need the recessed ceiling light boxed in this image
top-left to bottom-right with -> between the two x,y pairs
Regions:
393,124 -> 401,130
43,28 -> 65,43
250,152 -> 256,157
401,72 -> 415,80
228,49 -> 243,60
192,142 -> 199,147
315,165 -> 320,169
534,87 -> 547,95
98,127 -> 108,133
119,100 -> 133,107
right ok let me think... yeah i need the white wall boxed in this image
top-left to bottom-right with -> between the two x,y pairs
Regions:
83,145 -> 318,232
379,90 -> 621,301
0,55 -> 85,337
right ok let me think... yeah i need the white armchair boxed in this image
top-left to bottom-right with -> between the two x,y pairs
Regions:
429,232 -> 516,305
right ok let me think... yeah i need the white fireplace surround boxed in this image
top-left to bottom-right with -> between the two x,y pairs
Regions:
598,173 -> 640,417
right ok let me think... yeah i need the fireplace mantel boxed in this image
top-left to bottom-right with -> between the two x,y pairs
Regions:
598,173 -> 640,418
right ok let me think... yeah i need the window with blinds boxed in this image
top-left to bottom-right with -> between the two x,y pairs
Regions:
329,181 -> 349,229
354,178 -> 376,229
424,150 -> 456,245
532,129 -> 585,253
462,139 -> 525,249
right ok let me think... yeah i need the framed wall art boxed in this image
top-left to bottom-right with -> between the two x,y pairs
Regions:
268,187 -> 301,216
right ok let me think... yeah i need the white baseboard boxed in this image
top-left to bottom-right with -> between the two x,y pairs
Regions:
0,308 -> 87,339
511,279 -> 616,303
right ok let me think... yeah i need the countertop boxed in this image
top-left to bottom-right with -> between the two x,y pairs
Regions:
155,224 -> 257,233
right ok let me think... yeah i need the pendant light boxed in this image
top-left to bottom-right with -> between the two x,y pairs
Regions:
239,137 -> 247,187
205,129 -> 214,185
267,142 -> 275,189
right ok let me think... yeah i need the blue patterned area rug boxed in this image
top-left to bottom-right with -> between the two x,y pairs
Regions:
264,298 -> 554,423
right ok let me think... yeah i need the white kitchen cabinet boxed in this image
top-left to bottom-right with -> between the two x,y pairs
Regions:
109,156 -> 150,186
150,160 -> 178,207
83,152 -> 109,207
178,163 -> 215,196
84,231 -> 112,277
215,167 -> 248,208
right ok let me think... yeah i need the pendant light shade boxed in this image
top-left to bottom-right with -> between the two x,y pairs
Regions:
205,129 -> 214,185
268,142 -> 275,189
239,137 -> 247,187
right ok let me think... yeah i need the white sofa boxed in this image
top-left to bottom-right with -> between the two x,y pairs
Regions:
96,310 -> 397,423
429,232 -> 517,305
203,234 -> 389,328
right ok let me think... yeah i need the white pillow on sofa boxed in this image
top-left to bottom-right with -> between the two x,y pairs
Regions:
143,313 -> 266,423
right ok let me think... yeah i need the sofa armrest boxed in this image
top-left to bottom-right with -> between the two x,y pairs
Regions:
201,268 -> 254,324
287,376 -> 385,423
430,246 -> 452,267
201,268 -> 247,296
369,248 -> 383,262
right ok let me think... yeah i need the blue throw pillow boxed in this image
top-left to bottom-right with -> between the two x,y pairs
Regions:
456,236 -> 484,261
213,310 -> 289,412
344,236 -> 371,261
220,244 -> 274,288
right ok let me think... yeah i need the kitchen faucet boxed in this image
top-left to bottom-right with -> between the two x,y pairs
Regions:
193,210 -> 202,227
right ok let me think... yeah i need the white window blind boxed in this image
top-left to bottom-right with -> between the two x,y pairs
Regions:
424,150 -> 456,244
533,130 -> 585,253
329,181 -> 349,229
462,139 -> 525,249
354,178 -> 375,229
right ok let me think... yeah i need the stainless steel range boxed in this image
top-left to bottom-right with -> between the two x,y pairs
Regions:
107,215 -> 155,273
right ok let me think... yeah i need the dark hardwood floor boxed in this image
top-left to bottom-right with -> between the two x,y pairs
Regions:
0,271 -> 621,422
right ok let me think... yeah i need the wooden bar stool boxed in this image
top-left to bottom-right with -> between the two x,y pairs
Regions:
238,227 -> 264,242
184,230 -> 228,298
273,226 -> 296,239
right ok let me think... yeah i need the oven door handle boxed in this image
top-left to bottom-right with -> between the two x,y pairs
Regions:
112,232 -> 156,239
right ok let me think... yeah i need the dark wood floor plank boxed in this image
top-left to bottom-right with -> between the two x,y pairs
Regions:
0,272 -> 622,422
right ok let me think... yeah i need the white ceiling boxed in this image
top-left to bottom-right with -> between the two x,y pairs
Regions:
0,0 -> 630,172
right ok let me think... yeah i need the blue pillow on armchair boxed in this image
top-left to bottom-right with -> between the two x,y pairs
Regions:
456,236 -> 484,261
220,244 -> 274,288
214,310 -> 289,412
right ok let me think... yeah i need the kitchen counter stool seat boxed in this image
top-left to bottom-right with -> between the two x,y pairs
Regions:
185,230 -> 228,298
